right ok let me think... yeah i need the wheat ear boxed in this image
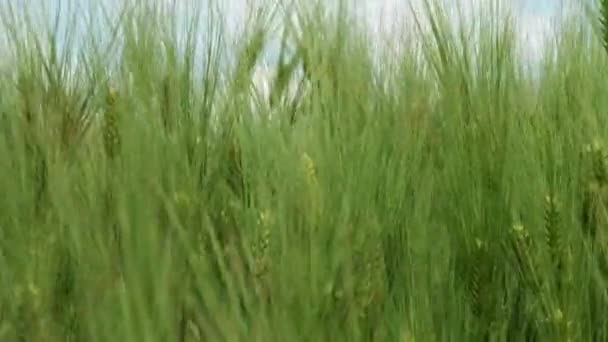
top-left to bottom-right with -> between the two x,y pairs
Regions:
103,86 -> 120,160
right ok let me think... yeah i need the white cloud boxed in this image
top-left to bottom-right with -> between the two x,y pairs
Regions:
518,11 -> 554,65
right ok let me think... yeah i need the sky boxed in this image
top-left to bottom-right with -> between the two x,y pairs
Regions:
0,0 -> 567,76
0,0 -> 574,107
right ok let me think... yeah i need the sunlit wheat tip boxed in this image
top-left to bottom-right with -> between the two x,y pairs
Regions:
512,223 -> 525,233
173,191 -> 192,209
301,152 -> 317,184
593,138 -> 603,152
474,237 -> 486,249
106,86 -> 118,106
27,282 -> 39,297
258,208 -> 274,226
553,308 -> 564,323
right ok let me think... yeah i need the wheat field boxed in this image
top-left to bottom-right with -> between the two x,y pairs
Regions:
2,0 -> 608,341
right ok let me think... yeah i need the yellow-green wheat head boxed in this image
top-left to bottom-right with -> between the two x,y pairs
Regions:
544,194 -> 566,283
103,86 -> 121,160
357,236 -> 386,320
301,152 -> 317,185
253,208 -> 273,279
468,238 -> 486,318
299,151 -> 323,225
509,222 -> 542,295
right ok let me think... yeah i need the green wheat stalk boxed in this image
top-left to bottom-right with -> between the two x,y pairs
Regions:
161,74 -> 175,135
544,194 -> 565,294
591,141 -> 608,185
600,0 -> 608,55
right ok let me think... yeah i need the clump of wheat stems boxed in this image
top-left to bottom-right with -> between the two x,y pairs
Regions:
581,140 -> 608,245
589,0 -> 608,254
9,0 -> 608,340
579,137 -> 608,322
16,70 -> 48,217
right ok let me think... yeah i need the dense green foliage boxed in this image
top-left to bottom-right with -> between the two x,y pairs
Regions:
2,0 -> 608,340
